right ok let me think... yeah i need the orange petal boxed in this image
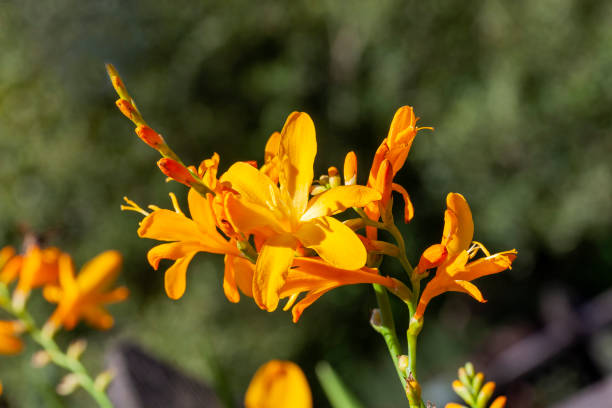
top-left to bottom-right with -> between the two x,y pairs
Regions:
416,244 -> 448,272
278,112 -> 317,217
0,256 -> 22,284
164,252 -> 197,300
253,234 -> 297,311
138,209 -> 206,242
223,254 -> 240,303
456,250 -> 517,281
147,242 -> 211,269
81,306 -> 115,330
264,131 -> 281,163
452,280 -> 486,303
343,151 -> 357,185
392,183 -> 414,223
0,333 -> 23,355
220,161 -> 281,209
234,257 -> 254,298
77,250 -> 122,295
245,360 -> 312,408
300,186 -> 381,221
291,286 -> 335,323
224,193 -> 287,237
187,189 -> 218,233
445,193 -> 474,254
295,216 -> 366,270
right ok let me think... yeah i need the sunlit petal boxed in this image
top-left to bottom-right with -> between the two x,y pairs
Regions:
77,250 -> 122,295
164,252 -> 197,300
445,193 -> 473,254
224,193 -> 287,237
220,161 -> 281,209
245,360 -> 312,408
456,250 -> 517,281
253,234 -> 297,311
138,209 -> 205,242
295,216 -> 366,270
300,186 -> 381,221
278,112 -> 316,217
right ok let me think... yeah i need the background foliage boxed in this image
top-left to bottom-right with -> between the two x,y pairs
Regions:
1,0 -> 611,406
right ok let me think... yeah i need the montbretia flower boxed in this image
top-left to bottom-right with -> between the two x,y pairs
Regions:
414,193 -> 517,319
133,189 -> 254,301
245,360 -> 312,408
42,251 -> 128,333
279,257 -> 399,322
221,112 -> 381,311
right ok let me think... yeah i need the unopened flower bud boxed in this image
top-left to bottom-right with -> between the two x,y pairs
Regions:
67,339 -> 87,360
105,64 -> 130,100
310,185 -> 328,196
472,372 -> 484,394
343,151 -> 357,185
464,362 -> 475,377
31,350 -> 51,367
57,373 -> 80,395
135,125 -> 165,149
416,244 -> 447,273
476,382 -> 496,407
398,355 -> 409,373
458,367 -> 471,388
328,167 -> 341,188
490,396 -> 507,408
157,158 -> 197,187
452,380 -> 474,406
94,370 -> 114,392
376,159 -> 394,223
319,174 -> 330,186
116,99 -> 139,122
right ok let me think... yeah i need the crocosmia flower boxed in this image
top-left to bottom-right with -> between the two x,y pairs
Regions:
245,360 -> 312,408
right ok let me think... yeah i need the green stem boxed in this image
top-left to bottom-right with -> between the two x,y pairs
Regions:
371,284 -> 405,389
0,288 -> 113,408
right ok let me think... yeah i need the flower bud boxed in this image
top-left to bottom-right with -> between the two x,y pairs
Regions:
398,355 -> 409,373
490,396 -> 507,408
416,244 -> 447,273
327,167 -> 341,188
135,125 -> 165,149
67,339 -> 87,360
57,373 -> 80,395
94,370 -> 114,392
157,158 -> 197,187
472,372 -> 484,394
369,308 -> 382,330
464,362 -> 475,377
343,151 -> 357,185
31,350 -> 51,367
476,382 -> 496,407
452,380 -> 474,406
116,99 -> 138,122
375,160 -> 394,223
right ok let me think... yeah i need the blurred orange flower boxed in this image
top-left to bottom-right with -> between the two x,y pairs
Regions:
43,251 -> 128,333
415,193 -> 516,319
221,112 -> 380,311
245,360 -> 312,408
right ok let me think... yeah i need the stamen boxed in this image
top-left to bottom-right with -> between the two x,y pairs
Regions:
120,197 -> 150,216
169,192 -> 184,214
469,241 -> 491,258
283,293 -> 300,311
147,205 -> 161,211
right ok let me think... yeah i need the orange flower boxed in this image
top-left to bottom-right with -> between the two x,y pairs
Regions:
221,112 -> 381,311
279,257 -> 399,322
0,245 -> 63,309
414,193 -> 517,319
43,251 -> 128,333
0,320 -> 24,355
135,189 -> 254,301
245,360 -> 312,408
362,106 -> 430,238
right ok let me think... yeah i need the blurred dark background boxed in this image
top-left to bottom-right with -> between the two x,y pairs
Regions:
1,0 -> 611,406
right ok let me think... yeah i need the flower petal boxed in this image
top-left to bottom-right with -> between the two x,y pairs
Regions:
456,250 -> 517,281
291,286 -> 335,323
224,193 -> 287,237
295,216 -> 366,270
81,306 -> 115,330
245,360 -> 312,408
138,209 -> 205,242
0,333 -> 23,355
278,112 -> 316,217
416,244 -> 448,272
452,280 -> 486,303
300,186 -> 381,221
220,161 -> 281,209
445,193 -> 474,254
392,183 -> 414,223
253,234 -> 297,311
164,252 -> 197,300
187,188 -> 218,233
77,250 -> 122,295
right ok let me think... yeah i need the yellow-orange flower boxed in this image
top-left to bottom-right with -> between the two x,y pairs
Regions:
414,193 -> 517,319
43,251 -> 128,332
136,188 -> 254,301
245,360 -> 312,408
0,320 -> 24,355
221,112 -> 381,311
279,257 -> 399,322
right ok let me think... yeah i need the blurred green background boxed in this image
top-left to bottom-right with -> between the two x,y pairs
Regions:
1,0 -> 612,406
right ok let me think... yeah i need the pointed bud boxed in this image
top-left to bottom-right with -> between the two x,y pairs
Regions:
398,355 -> 409,373
328,167 -> 341,188
135,125 -> 165,149
67,339 -> 87,360
465,362 -> 475,377
344,151 -> 357,185
116,99 -> 139,122
157,158 -> 197,187
31,350 -> 51,367
57,373 -> 80,395
319,174 -> 330,186
375,160 -> 394,224
94,370 -> 114,392
472,372 -> 484,394
452,380 -> 475,406
489,396 -> 507,408
476,382 -> 496,407
105,64 -> 129,100
310,185 -> 328,196
458,367 -> 471,388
